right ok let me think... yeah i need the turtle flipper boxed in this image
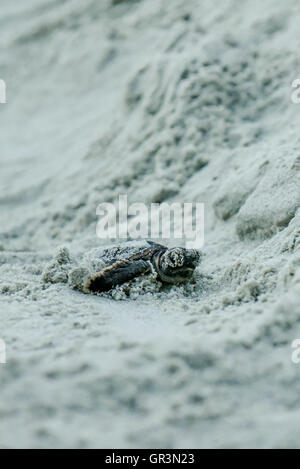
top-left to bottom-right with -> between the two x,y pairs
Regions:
83,259 -> 151,294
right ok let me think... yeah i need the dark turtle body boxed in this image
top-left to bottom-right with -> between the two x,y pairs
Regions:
82,240 -> 200,294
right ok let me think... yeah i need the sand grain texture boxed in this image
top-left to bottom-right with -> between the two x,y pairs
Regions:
1,0 -> 300,449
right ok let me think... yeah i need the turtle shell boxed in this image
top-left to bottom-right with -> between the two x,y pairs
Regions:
80,240 -> 166,294
82,240 -> 165,272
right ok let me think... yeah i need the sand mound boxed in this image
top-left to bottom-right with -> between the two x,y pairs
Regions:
1,0 -> 300,448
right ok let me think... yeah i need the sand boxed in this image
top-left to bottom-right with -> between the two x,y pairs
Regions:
1,0 -> 300,449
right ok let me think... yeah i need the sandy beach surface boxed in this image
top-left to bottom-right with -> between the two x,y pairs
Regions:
1,0 -> 300,448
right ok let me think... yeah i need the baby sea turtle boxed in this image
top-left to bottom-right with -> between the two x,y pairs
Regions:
83,240 -> 200,294
42,240 -> 201,296
63,240 -> 201,295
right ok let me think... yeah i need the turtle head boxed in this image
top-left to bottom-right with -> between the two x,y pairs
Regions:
154,247 -> 201,284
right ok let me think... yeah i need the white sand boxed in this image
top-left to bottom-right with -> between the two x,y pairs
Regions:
1,0 -> 300,449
